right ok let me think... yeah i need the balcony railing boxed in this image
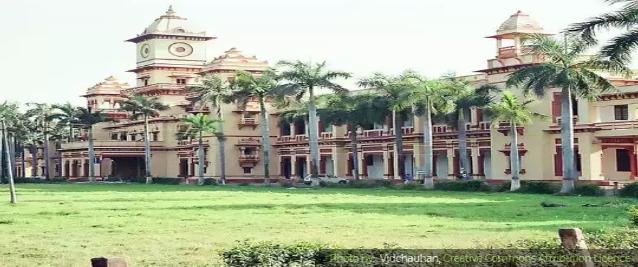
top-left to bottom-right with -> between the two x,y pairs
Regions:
596,121 -> 638,130
60,140 -> 163,150
320,132 -> 333,139
238,154 -> 260,167
277,135 -> 308,143
177,139 -> 209,147
123,83 -> 186,94
359,129 -> 389,138
238,118 -> 259,129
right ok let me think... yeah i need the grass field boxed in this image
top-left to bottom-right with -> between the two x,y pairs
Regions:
0,184 -> 636,267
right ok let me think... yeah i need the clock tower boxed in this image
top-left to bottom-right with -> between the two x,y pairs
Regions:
124,6 -> 215,100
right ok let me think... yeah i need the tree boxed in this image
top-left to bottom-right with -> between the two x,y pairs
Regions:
0,102 -> 19,203
26,103 -> 54,180
177,114 -> 221,185
229,70 -> 280,184
186,74 -> 234,185
276,60 -> 351,186
317,94 -> 390,180
568,0 -> 638,63
75,107 -> 113,182
50,102 -> 79,142
405,74 -> 452,188
506,34 -> 631,193
485,92 -> 547,191
120,94 -> 169,183
440,79 -> 499,180
358,71 -> 416,180
22,129 -> 43,178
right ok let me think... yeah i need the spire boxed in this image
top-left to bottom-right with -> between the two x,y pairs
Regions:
166,5 -> 175,16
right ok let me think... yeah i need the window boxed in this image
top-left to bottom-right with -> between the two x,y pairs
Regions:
281,123 -> 291,136
143,79 -> 149,86
365,155 -> 374,166
152,132 -> 159,141
615,105 -> 629,120
110,133 -> 118,140
176,78 -> 187,84
322,122 -> 332,133
243,167 -> 252,174
120,133 -> 127,141
617,149 -> 631,172
244,148 -> 255,156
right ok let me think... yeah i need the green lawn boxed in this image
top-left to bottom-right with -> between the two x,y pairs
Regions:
0,184 -> 635,267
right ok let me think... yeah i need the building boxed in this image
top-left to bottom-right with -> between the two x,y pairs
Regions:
23,8 -> 638,184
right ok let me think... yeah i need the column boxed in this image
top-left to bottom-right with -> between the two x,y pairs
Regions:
332,149 -> 345,177
61,159 -> 67,177
383,150 -> 390,179
79,159 -> 85,177
392,148 -> 400,180
594,106 -> 601,123
360,153 -> 367,178
631,147 -> 637,180
471,147 -> 480,177
290,156 -> 297,176
446,148 -> 454,178
414,143 -> 424,175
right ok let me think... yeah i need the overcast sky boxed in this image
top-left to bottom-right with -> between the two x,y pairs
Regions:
0,0 -> 626,105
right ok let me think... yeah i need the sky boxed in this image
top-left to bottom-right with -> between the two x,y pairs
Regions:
0,0 -> 627,105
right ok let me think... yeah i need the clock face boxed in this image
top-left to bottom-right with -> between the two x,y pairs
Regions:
140,44 -> 150,58
168,42 -> 193,57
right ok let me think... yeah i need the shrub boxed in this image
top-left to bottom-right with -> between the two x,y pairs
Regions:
394,181 -> 423,190
279,180 -> 296,188
629,206 -> 638,226
203,178 -> 218,185
151,177 -> 182,185
1,177 -> 69,184
515,181 -> 560,194
239,181 -> 251,186
434,180 -> 490,192
620,182 -> 638,198
574,183 -> 604,196
221,240 -> 337,267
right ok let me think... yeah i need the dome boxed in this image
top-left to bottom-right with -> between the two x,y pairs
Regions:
141,6 -> 207,36
496,10 -> 543,34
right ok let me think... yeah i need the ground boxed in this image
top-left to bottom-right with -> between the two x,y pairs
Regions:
0,184 -> 635,267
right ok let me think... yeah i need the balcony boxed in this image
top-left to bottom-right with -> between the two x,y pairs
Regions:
596,121 -> 638,131
320,132 -> 333,139
498,46 -> 517,59
122,83 -> 186,95
238,118 -> 259,130
177,139 -> 209,147
237,138 -> 260,146
277,135 -> 308,143
185,107 -> 210,113
60,140 -> 163,150
238,154 -> 260,167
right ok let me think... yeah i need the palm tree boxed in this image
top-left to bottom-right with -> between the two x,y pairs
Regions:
177,114 -> 221,185
317,94 -> 390,180
485,92 -> 547,191
75,107 -> 113,182
506,34 -> 631,193
50,102 -> 78,142
441,79 -> 499,180
23,129 -> 43,178
229,70 -> 280,184
405,75 -> 452,188
568,0 -> 638,63
120,94 -> 169,183
358,71 -> 415,180
186,74 -> 234,185
0,102 -> 19,203
276,60 -> 351,186
26,103 -> 54,180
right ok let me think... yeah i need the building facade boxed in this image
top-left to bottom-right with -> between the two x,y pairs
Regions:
22,8 -> 638,184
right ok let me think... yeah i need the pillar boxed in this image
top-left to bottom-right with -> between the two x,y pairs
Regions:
446,148 -> 454,178
471,147 -> 480,177
383,150 -> 390,179
290,156 -> 297,176
333,149 -> 346,177
61,159 -> 67,177
392,148 -> 400,180
631,147 -> 637,180
357,151 -> 365,178
79,159 -> 85,177
414,143 -> 424,175
594,106 -> 601,123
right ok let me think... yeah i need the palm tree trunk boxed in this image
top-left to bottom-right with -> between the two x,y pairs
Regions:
307,87 -> 320,186
88,126 -> 96,182
258,97 -> 271,185
31,146 -> 37,177
216,104 -> 227,185
350,128 -> 360,180
9,135 -> 16,178
509,121 -> 521,191
560,86 -> 576,193
69,124 -> 73,142
0,126 -> 3,184
458,109 -> 468,178
394,111 -> 405,180
2,121 -> 17,204
143,115 -> 152,184
43,121 -> 50,180
20,143 -> 26,177
423,99 -> 434,188
197,130 -> 205,186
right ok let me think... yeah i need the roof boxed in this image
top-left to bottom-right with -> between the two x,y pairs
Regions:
127,6 -> 211,42
488,10 -> 545,38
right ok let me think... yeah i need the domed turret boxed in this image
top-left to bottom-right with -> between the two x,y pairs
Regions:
489,10 -> 546,38
126,6 -> 213,43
